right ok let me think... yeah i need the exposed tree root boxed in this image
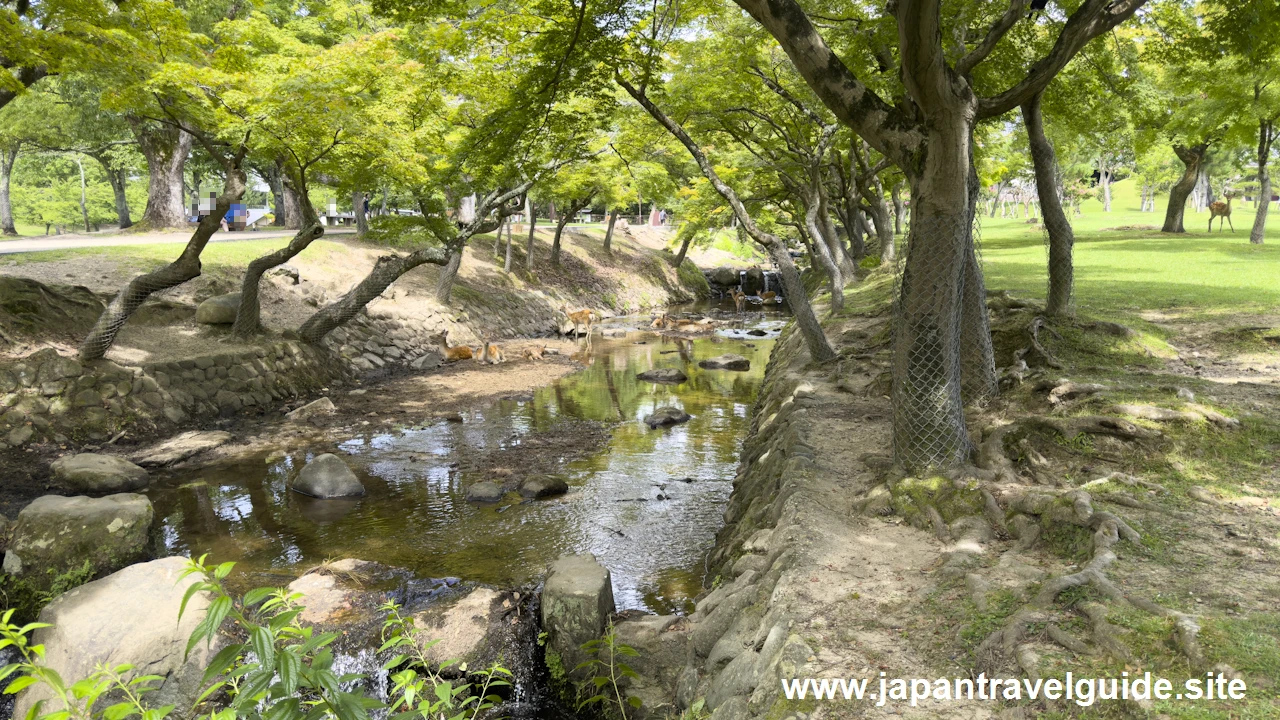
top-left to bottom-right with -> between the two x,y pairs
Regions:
1017,316 -> 1064,369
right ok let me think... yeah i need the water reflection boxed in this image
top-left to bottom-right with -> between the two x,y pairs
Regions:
148,321 -> 776,614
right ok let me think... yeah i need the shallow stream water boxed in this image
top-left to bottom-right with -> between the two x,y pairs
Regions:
147,302 -> 785,614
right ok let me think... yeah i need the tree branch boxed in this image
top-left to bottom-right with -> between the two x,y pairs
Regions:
956,0 -> 1029,76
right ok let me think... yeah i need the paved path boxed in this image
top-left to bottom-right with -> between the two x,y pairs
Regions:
0,228 -> 357,255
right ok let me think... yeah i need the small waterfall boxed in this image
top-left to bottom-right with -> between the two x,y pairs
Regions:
738,270 -> 746,293
763,273 -> 769,294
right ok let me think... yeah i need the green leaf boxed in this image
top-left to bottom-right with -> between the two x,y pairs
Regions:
242,587 -> 276,607
4,675 -> 37,694
200,643 -> 245,685
278,649 -> 301,695
213,562 -> 236,580
250,626 -> 275,669
627,695 -> 643,708
103,701 -> 137,720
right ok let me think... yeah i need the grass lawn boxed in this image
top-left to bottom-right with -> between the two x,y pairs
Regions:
979,178 -> 1280,322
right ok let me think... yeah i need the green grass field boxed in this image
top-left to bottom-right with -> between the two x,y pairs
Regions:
979,179 -> 1280,321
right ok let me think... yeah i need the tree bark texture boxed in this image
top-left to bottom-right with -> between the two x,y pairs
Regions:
524,197 -> 537,271
1162,144 -> 1207,234
1023,92 -> 1075,317
0,145 -> 18,236
1251,121 -> 1274,245
354,190 -> 369,237
603,207 -> 619,253
551,195 -> 593,266
130,119 -> 193,229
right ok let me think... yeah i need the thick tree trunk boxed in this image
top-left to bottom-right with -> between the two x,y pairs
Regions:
891,110 -> 983,469
603,208 -> 619,254
1162,144 -> 1207,234
1251,121 -> 1273,245
353,190 -> 368,237
81,165 -> 246,360
525,198 -> 537,271
282,182 -> 302,230
130,120 -> 193,229
435,250 -> 462,303
960,154 -> 998,404
0,145 -> 18,236
1023,92 -> 1075,317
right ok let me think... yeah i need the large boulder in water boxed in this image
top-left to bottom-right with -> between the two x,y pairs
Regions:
13,557 -> 216,720
541,554 -> 615,675
637,367 -> 687,384
292,453 -> 365,498
644,407 -> 692,429
2,494 -> 153,589
50,453 -> 149,493
698,354 -> 751,371
412,586 -> 525,673
466,481 -> 505,503
741,267 -> 765,294
195,292 -> 241,324
708,266 -> 739,287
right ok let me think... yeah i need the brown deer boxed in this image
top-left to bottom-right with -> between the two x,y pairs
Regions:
730,289 -> 746,313
561,306 -> 595,337
477,338 -> 505,365
1209,191 -> 1235,232
433,331 -> 474,363
759,290 -> 777,303
523,345 -> 545,361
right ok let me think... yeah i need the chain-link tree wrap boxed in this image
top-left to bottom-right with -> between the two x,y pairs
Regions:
1023,91 -> 1075,317
891,204 -> 972,469
961,156 -> 999,404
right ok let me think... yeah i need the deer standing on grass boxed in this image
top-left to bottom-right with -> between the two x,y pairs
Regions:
1209,191 -> 1236,232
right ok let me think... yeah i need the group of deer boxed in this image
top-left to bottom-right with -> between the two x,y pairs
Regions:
727,288 -> 776,313
433,331 -> 547,365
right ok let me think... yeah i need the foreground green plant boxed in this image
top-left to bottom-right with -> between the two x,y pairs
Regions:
575,622 -> 642,720
1,608 -> 172,720
2,556 -> 514,720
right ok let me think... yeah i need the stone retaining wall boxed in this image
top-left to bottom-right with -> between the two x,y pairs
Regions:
613,323 -> 829,720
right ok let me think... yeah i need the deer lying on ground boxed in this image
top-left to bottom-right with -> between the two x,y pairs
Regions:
561,306 -> 595,337
477,338 -> 505,365
759,290 -> 777,303
434,331 -> 474,362
523,345 -> 545,361
650,312 -> 668,329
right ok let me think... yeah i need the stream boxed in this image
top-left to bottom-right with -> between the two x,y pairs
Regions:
146,301 -> 786,614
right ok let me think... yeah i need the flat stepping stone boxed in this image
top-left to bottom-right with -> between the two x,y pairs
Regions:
132,431 -> 233,467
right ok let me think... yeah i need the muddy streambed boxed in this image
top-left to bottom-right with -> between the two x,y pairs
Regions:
147,305 -> 785,614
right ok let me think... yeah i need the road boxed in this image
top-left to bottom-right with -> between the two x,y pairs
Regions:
0,228 -> 357,255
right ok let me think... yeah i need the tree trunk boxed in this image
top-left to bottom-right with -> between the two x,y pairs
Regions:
1162,143 -> 1207,233
0,145 -> 18,236
525,197 -> 537,271
353,190 -> 368,237
75,156 -> 90,233
234,171 -> 324,337
301,247 -> 452,343
1023,92 -> 1075,317
603,208 -> 619,253
803,187 -> 845,314
1251,121 -> 1273,245
551,195 -> 592,266
503,217 -> 514,273
81,164 -> 247,360
258,159 -> 286,226
130,119 -> 193,229
282,181 -> 302,230
89,152 -> 133,229
672,226 -> 694,267
1100,161 -> 1111,212
890,109 -> 984,469
435,249 -> 462,303
892,181 -> 904,235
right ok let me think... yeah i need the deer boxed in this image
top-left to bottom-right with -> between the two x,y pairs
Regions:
476,337 -> 505,365
1209,191 -> 1236,232
561,305 -> 595,338
523,345 -> 545,361
729,288 -> 746,313
759,290 -> 777,303
433,331 -> 474,363
650,312 -> 668,329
